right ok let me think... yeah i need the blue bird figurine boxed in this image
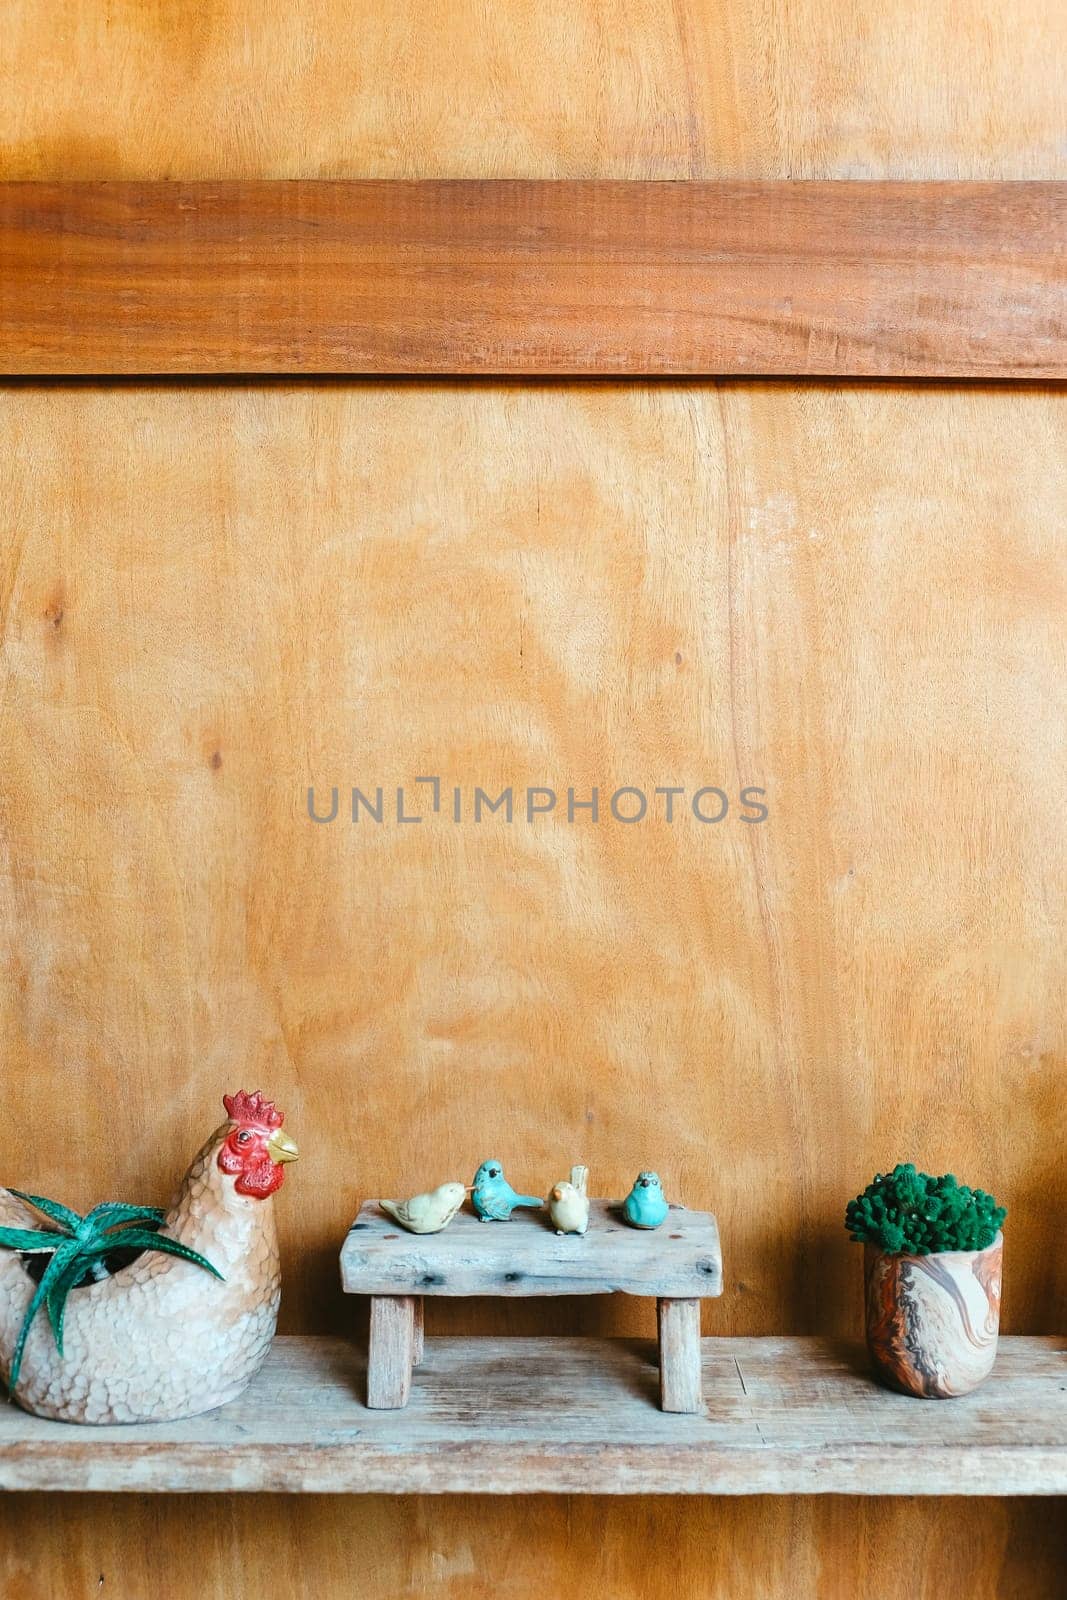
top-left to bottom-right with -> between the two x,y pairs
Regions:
471,1159 -> 542,1222
622,1171 -> 670,1229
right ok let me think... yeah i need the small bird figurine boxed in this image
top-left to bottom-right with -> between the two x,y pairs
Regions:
623,1171 -> 669,1229
379,1182 -> 467,1235
548,1165 -> 590,1235
471,1160 -> 542,1222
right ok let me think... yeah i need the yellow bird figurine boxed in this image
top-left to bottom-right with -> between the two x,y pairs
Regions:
379,1182 -> 468,1235
547,1165 -> 590,1235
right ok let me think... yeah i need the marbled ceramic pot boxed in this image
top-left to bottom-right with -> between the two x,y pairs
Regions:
863,1232 -> 1002,1398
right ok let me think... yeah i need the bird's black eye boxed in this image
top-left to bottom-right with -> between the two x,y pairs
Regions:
236,1129 -> 252,1145
490,1168 -> 499,1178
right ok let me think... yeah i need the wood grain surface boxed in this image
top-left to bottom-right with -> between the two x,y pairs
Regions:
2,180 -> 1065,377
2,0 -> 1065,182
2,1495 -> 1065,1600
3,0 -> 1067,1595
1,373 -> 1064,1595
657,1302 -> 704,1412
0,1336 -> 1063,1494
366,1297 -> 418,1408
342,1201 -> 723,1297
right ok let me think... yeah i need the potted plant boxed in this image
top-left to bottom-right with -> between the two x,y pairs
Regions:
846,1163 -> 1005,1398
0,1090 -> 298,1424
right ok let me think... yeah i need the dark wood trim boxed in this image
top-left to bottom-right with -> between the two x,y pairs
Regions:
1,181 -> 1063,377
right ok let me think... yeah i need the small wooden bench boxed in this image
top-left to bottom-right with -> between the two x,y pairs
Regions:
340,1199 -> 723,1413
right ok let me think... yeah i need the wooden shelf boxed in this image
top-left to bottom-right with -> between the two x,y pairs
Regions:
0,1336 -> 1063,1495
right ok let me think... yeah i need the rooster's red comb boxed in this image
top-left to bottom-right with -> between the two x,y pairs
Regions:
223,1090 -> 284,1129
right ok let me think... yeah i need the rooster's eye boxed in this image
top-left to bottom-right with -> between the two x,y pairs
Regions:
236,1130 -> 252,1145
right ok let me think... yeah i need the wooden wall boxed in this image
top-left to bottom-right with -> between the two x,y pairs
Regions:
1,2 -> 1064,1596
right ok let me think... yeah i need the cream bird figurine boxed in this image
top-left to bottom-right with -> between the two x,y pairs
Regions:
547,1165 -> 590,1236
0,1089 -> 298,1425
379,1182 -> 467,1235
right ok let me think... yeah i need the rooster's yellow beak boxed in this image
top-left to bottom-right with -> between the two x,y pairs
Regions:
267,1129 -> 300,1165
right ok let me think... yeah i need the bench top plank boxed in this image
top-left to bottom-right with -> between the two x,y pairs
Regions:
340,1199 -> 722,1298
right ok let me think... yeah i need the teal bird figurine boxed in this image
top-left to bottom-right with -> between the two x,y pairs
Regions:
623,1171 -> 669,1229
471,1160 -> 542,1222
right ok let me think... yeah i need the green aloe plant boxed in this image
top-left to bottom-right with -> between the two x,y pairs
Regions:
0,1191 -> 223,1390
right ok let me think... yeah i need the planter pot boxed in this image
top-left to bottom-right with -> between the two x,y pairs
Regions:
863,1232 -> 1002,1398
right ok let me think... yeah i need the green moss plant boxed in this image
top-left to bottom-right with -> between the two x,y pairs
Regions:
845,1164 -> 1005,1256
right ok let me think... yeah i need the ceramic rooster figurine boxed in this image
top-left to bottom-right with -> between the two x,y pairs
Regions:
0,1090 -> 298,1424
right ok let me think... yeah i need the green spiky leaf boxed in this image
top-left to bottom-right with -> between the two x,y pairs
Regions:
100,1230 -> 224,1280
8,1191 -> 82,1234
45,1253 -> 97,1355
84,1203 -> 166,1233
9,1239 -> 82,1389
0,1226 -> 66,1254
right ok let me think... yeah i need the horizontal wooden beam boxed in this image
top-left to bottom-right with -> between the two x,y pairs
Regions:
0,1337 -> 1063,1494
341,1199 -> 723,1298
1,181 -> 1064,378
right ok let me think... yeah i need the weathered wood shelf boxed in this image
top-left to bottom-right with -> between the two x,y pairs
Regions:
0,1336 -> 1062,1494
342,1199 -> 723,1298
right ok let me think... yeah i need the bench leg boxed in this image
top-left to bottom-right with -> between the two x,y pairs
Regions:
657,1297 -> 702,1413
412,1295 -> 425,1367
367,1295 -> 417,1408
